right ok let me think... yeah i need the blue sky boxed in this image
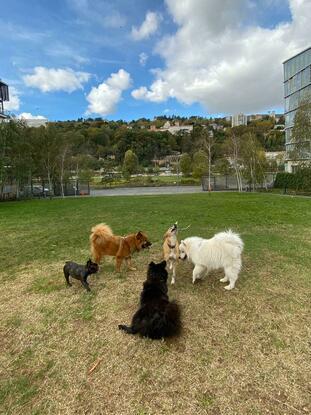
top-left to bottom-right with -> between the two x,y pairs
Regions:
1,0 -> 310,121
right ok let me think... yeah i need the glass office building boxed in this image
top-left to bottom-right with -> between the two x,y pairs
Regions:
283,47 -> 311,171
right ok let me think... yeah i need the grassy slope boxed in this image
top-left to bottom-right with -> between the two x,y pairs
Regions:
0,193 -> 310,415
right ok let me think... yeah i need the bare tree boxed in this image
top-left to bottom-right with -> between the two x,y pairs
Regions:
225,130 -> 243,192
199,129 -> 216,192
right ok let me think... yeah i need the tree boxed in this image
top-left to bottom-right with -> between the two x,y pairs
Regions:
224,129 -> 243,192
122,149 -> 138,179
57,131 -> 73,197
192,150 -> 208,179
241,132 -> 267,191
179,153 -> 192,177
0,120 -> 32,199
30,126 -> 61,194
200,129 -> 216,191
214,158 -> 233,175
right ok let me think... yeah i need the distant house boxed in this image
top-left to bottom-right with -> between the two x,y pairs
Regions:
150,120 -> 193,135
210,123 -> 224,131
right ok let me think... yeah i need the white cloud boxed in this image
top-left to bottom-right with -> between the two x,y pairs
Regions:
131,79 -> 172,103
86,69 -> 131,116
18,112 -> 46,120
3,87 -> 20,111
139,52 -> 148,66
131,11 -> 161,41
23,67 -> 91,93
132,0 -> 311,114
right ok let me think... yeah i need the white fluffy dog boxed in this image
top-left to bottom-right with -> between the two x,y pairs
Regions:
179,230 -> 244,290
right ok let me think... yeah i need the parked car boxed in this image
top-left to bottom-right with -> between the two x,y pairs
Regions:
22,185 -> 50,196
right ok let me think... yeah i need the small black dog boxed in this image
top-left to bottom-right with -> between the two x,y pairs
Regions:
118,260 -> 181,339
63,259 -> 99,291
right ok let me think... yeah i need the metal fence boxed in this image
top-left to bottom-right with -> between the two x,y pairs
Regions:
201,173 -> 277,191
0,180 -> 90,201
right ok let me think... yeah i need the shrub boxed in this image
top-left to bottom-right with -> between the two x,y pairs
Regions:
274,167 -> 311,192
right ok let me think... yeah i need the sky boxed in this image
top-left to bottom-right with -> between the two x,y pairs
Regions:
1,0 -> 310,121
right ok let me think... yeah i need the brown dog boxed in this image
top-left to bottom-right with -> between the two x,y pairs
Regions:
163,222 -> 179,284
90,223 -> 151,272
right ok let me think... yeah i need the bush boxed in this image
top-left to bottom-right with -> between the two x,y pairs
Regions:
274,167 -> 311,192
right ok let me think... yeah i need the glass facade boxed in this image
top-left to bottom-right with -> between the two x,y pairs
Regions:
283,47 -> 311,170
284,48 -> 311,81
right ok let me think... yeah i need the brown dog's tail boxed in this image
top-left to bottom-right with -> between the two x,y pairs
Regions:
90,224 -> 114,262
90,223 -> 113,243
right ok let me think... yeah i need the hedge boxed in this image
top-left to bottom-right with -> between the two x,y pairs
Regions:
274,168 -> 311,192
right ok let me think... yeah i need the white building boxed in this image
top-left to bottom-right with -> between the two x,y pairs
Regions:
151,120 -> 193,135
231,113 -> 247,127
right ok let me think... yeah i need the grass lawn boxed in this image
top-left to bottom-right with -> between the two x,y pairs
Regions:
0,192 -> 310,415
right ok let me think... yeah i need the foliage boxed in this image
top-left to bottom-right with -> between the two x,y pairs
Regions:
0,114 -> 287,198
274,167 -> 311,192
192,150 -> 208,179
179,153 -> 192,177
122,149 -> 138,178
240,132 -> 267,189
214,158 -> 233,175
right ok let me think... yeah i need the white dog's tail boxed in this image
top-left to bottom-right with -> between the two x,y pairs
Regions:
214,229 -> 244,253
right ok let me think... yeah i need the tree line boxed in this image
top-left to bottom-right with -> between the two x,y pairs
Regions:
0,114 -> 286,198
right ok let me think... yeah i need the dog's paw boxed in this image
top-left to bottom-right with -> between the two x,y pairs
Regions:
224,284 -> 234,290
220,277 -> 229,283
171,279 -> 175,285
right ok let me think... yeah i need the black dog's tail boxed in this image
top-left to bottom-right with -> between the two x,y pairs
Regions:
144,301 -> 181,340
118,324 -> 137,334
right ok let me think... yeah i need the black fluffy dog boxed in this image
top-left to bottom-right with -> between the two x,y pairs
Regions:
118,260 -> 181,339
63,259 -> 99,291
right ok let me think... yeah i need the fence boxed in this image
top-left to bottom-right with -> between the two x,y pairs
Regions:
201,173 -> 277,191
0,180 -> 90,201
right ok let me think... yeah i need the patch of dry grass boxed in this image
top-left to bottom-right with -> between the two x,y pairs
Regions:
0,193 -> 310,414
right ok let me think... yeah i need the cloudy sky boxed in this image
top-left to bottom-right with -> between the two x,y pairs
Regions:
1,0 -> 310,121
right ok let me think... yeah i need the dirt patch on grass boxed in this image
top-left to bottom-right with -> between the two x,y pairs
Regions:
0,247 -> 310,415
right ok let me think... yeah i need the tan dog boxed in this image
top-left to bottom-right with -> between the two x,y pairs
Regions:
163,222 -> 179,284
90,223 -> 152,272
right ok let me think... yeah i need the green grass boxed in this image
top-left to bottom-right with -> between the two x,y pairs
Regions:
0,192 -> 310,414
1,192 -> 310,271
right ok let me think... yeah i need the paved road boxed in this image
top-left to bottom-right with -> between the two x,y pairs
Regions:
90,185 -> 203,197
